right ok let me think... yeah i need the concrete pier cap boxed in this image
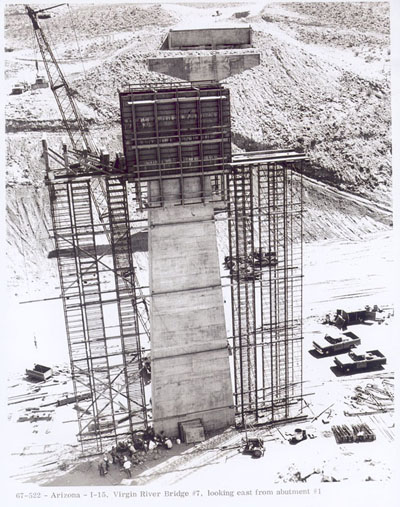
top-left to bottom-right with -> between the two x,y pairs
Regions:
148,53 -> 260,83
148,26 -> 260,83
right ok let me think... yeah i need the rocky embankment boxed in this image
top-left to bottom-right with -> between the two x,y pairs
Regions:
4,2 -> 392,292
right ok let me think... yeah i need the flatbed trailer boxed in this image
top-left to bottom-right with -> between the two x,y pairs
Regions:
334,349 -> 386,373
313,331 -> 360,355
331,307 -> 385,330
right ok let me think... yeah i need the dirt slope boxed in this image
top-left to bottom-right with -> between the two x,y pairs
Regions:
6,2 -> 391,202
4,2 -> 392,292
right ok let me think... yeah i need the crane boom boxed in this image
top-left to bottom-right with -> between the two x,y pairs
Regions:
25,4 -> 96,153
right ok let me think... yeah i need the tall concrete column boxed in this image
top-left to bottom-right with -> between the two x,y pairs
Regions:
149,177 -> 234,436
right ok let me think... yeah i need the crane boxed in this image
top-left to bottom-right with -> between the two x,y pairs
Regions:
25,3 -> 150,339
26,4 -> 96,153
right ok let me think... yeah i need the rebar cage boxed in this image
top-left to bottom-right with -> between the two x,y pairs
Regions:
228,158 -> 304,426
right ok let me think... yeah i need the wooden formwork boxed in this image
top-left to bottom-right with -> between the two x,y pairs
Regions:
119,84 -> 232,182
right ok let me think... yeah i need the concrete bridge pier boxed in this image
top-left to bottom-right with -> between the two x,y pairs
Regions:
148,177 -> 235,437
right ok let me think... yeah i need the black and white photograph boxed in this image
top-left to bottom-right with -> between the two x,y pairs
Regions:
2,0 -> 398,505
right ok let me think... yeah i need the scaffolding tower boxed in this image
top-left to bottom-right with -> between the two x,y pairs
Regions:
228,150 -> 304,426
43,108 -> 305,452
45,144 -> 148,455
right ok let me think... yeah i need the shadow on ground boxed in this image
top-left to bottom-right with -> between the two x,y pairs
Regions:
308,349 -> 354,359
330,365 -> 385,377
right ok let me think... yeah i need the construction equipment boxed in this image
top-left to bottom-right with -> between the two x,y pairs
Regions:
334,349 -> 386,373
25,3 -> 150,337
11,81 -> 29,95
26,3 -> 95,153
253,249 -> 278,267
25,364 -> 53,381
223,249 -> 277,280
239,422 -> 265,458
31,74 -> 49,90
178,419 -> 206,444
328,306 -> 385,330
241,436 -> 265,458
312,330 -> 360,356
288,428 -> 307,445
32,60 -> 49,89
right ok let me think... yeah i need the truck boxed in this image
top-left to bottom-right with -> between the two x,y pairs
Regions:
11,82 -> 29,95
31,74 -> 49,90
334,349 -> 386,373
313,331 -> 360,355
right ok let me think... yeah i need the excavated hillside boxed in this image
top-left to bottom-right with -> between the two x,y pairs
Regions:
4,2 -> 392,293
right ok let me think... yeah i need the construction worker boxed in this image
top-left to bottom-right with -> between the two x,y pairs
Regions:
123,456 -> 132,479
110,446 -> 117,464
103,454 -> 110,472
128,440 -> 136,457
98,460 -> 105,477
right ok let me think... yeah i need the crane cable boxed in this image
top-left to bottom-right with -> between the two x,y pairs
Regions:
29,20 -> 39,76
30,21 -> 36,57
44,11 -> 61,66
66,3 -> 97,152
67,3 -> 87,79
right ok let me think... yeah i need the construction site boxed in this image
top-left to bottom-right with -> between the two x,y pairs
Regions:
3,0 -> 396,498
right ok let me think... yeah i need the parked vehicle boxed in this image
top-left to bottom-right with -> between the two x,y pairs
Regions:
313,331 -> 360,355
11,82 -> 29,95
334,349 -> 386,373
